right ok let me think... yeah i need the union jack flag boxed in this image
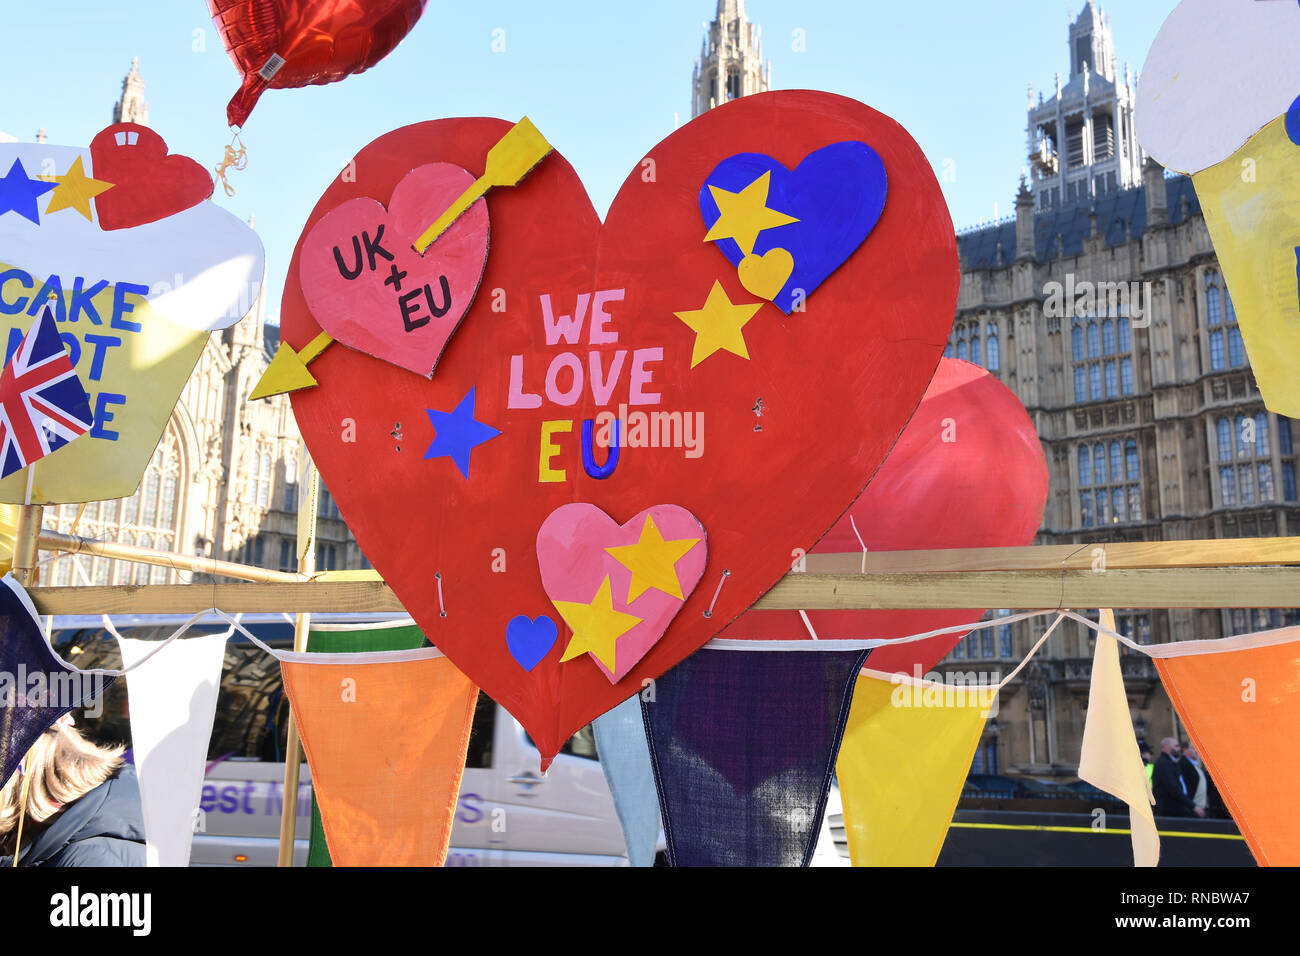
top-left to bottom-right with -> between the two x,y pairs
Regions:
0,305 -> 93,478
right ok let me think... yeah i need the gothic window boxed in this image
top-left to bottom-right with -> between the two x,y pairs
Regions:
1258,463 -> 1276,501
1087,321 -> 1100,358
1074,366 -> 1087,402
1216,417 -> 1232,461
1089,364 -> 1102,399
1220,466 -> 1236,506
1118,317 -> 1131,352
316,543 -> 338,571
1071,321 -> 1084,361
1094,113 -> 1115,160
986,322 -> 999,371
1104,361 -> 1118,397
1114,613 -> 1151,657
318,486 -> 341,520
956,328 -> 968,361
1120,358 -> 1134,394
1102,320 -> 1115,354
1066,119 -> 1085,169
997,610 -> 1013,658
1206,270 -> 1246,371
250,445 -> 272,509
1078,437 -> 1142,526
726,67 -> 741,101
1228,327 -> 1246,368
244,535 -> 265,567
58,424 -> 186,585
1219,412 -> 1282,505
280,539 -> 294,572
970,326 -> 982,366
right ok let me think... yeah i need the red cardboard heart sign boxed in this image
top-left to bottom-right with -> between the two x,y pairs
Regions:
280,92 -> 959,766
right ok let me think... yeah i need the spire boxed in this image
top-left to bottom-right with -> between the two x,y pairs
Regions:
1015,175 -> 1036,261
717,0 -> 745,20
692,0 -> 768,118
113,57 -> 148,127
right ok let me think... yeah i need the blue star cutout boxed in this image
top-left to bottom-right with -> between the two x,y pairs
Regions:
0,159 -> 58,225
423,387 -> 501,479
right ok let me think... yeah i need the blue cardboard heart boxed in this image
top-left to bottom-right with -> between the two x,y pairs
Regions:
699,141 -> 887,314
506,614 -> 559,672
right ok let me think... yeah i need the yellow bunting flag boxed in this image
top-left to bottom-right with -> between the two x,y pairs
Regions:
1078,609 -> 1159,867
279,648 -> 478,866
1152,627 -> 1300,866
836,669 -> 995,866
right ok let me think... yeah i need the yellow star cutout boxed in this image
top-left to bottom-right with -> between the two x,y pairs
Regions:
555,576 -> 643,672
42,156 -> 114,222
606,515 -> 700,602
703,170 -> 799,255
674,280 -> 763,368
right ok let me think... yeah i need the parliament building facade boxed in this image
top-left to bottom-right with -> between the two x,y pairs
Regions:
694,2 -> 1299,777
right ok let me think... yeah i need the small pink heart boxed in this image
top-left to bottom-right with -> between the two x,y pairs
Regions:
536,503 -> 708,683
299,162 -> 489,376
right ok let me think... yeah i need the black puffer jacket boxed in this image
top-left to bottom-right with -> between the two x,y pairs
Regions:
1,765 -> 146,866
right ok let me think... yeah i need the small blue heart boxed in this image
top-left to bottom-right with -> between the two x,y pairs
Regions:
506,614 -> 559,672
700,141 -> 887,314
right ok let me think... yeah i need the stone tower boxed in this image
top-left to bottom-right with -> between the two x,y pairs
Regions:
1026,2 -> 1142,210
691,0 -> 770,117
113,57 -> 148,126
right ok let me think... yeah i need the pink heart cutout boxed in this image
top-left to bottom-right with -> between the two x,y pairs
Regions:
299,162 -> 489,376
536,503 -> 707,683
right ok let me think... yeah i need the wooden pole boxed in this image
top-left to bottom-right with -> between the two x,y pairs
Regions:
11,504 -> 43,586
277,445 -> 318,867
20,565 -> 1300,613
36,529 -> 307,583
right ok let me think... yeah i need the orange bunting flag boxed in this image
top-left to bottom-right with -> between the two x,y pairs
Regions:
1151,626 -> 1300,866
278,647 -> 478,866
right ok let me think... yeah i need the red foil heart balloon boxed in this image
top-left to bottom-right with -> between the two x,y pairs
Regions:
208,0 -> 427,127
718,357 -> 1049,674
280,92 -> 959,767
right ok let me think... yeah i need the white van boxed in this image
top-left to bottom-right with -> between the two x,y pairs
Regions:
55,614 -> 657,866
194,695 -> 637,866
56,613 -> 840,867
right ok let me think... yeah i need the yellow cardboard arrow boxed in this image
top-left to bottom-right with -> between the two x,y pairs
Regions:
250,117 -> 552,401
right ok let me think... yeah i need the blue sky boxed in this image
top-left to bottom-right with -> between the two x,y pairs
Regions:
1,1 -> 1179,323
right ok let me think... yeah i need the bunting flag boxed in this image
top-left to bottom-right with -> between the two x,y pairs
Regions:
836,668 -> 994,866
1077,609 -> 1159,868
641,646 -> 868,866
592,693 -> 660,867
301,619 -> 428,867
1150,625 -> 1300,866
118,631 -> 229,867
0,573 -> 111,789
278,645 -> 477,866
